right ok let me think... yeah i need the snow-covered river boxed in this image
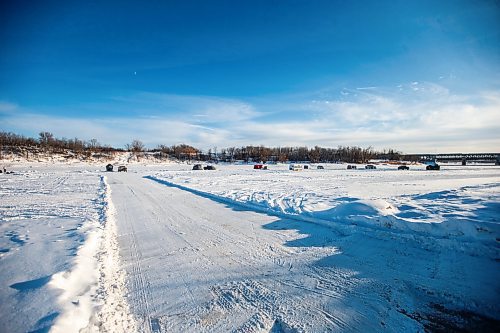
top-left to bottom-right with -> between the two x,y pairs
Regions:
1,162 -> 499,332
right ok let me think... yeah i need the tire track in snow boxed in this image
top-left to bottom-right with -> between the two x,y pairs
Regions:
121,185 -> 159,333
122,181 -> 216,331
111,174 -> 369,332
146,176 -> 358,332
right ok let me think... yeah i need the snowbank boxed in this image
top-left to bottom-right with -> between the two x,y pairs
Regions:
49,221 -> 102,333
89,176 -> 137,332
149,164 -> 500,244
49,176 -> 137,333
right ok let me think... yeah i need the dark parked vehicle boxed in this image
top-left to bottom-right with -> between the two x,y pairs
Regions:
118,165 -> 127,172
192,164 -> 203,170
204,165 -> 216,170
106,164 -> 113,172
426,164 -> 440,170
398,165 -> 409,170
317,165 -> 324,169
347,165 -> 357,169
365,164 -> 376,169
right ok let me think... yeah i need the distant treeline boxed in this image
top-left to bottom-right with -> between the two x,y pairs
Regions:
0,131 -> 411,163
184,146 -> 404,163
0,131 -> 120,153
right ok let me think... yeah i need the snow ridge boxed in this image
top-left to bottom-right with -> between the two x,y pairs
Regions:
48,178 -> 105,333
48,175 -> 137,333
87,176 -> 138,332
146,174 -> 500,246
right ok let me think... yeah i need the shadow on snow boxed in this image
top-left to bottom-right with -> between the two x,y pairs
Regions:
145,176 -> 500,332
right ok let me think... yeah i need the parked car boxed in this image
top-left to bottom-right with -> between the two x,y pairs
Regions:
254,164 -> 263,169
204,165 -> 216,170
398,165 -> 409,170
365,164 -> 376,169
347,165 -> 357,169
317,165 -> 324,169
106,164 -> 113,172
192,164 -> 203,170
303,165 -> 309,169
289,164 -> 303,171
426,164 -> 440,170
118,165 -> 127,172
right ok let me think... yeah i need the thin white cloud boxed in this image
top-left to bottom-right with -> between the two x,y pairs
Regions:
109,92 -> 261,124
356,86 -> 377,90
0,101 -> 18,112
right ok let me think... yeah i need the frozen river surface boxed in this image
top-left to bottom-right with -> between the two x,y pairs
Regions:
0,163 -> 499,332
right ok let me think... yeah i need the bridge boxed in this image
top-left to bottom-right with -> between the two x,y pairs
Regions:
403,153 -> 500,165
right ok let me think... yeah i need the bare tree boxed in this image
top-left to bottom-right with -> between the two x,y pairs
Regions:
88,138 -> 99,151
39,132 -> 54,147
127,140 -> 145,152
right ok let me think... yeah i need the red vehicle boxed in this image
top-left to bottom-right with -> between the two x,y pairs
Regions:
254,164 -> 263,169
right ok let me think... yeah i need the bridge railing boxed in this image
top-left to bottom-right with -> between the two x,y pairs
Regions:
402,153 -> 500,164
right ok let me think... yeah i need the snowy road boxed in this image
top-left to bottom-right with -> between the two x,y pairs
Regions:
109,173 -> 348,332
107,172 -> 499,332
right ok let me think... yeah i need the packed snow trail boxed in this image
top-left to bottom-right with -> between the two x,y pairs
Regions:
107,172 -> 499,332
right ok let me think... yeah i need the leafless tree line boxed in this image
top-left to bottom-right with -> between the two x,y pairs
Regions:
154,145 -> 403,163
0,131 -> 118,154
1,131 -> 405,163
212,145 -> 380,163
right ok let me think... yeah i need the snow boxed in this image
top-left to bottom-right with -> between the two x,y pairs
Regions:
1,161 -> 499,332
150,164 -> 500,242
0,165 -> 103,332
49,220 -> 102,333
0,164 -> 134,333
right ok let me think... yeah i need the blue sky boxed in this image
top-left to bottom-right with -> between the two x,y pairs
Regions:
1,0 -> 499,152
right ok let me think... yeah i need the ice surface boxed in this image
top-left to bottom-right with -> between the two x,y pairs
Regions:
1,161 -> 499,332
151,163 -> 500,242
